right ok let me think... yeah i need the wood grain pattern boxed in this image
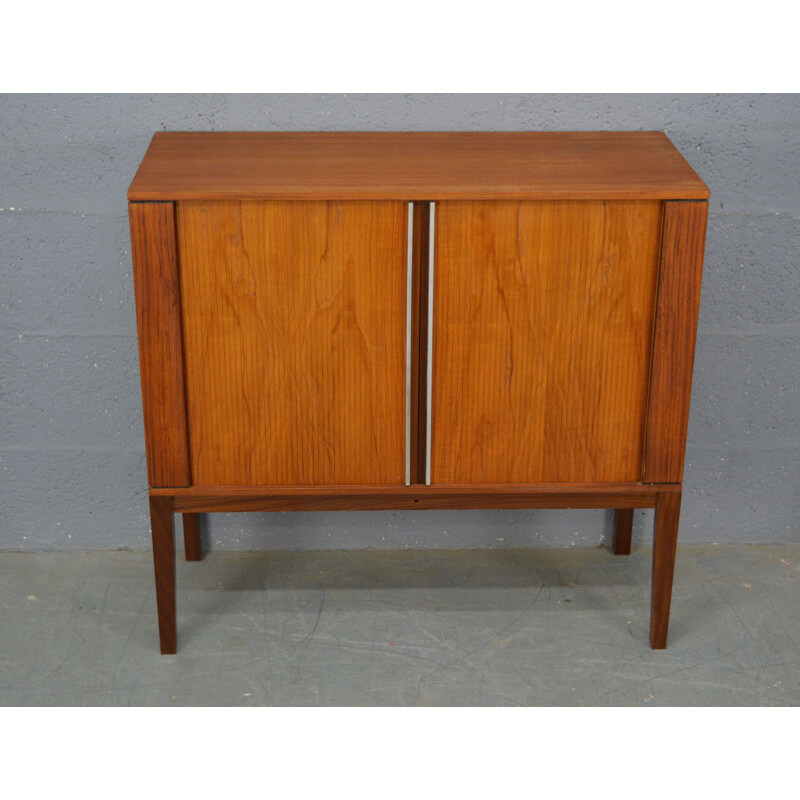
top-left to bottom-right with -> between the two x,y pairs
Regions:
149,494 -> 176,654
643,201 -> 709,483
651,491 -> 682,648
160,482 -> 674,513
129,132 -> 710,201
613,508 -> 634,555
431,200 -> 663,484
177,200 -> 407,486
129,202 -> 191,488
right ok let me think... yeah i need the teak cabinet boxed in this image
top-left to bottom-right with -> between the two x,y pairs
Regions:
128,132 -> 709,654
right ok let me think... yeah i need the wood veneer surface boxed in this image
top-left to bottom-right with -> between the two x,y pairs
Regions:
129,132 -> 709,201
643,201 -> 709,483
157,482 -> 676,513
129,202 -> 191,488
177,200 -> 407,486
431,200 -> 663,484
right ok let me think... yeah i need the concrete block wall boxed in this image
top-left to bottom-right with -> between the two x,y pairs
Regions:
1,94 -> 798,552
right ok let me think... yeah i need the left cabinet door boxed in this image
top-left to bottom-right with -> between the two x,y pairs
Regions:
177,200 -> 408,487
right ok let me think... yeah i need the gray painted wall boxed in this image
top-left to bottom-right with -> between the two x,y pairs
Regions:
1,94 -> 798,552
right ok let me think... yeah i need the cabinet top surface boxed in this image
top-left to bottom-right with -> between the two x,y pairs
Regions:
128,131 -> 709,201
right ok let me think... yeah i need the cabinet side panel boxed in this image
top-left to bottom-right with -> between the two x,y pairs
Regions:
643,201 -> 708,483
431,200 -> 662,484
178,200 -> 407,486
129,202 -> 191,487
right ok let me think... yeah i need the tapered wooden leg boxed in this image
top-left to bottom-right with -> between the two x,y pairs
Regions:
182,513 -> 202,562
650,491 -> 682,649
149,494 -> 176,654
612,509 -> 634,554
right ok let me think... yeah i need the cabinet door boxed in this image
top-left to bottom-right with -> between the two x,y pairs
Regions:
178,200 -> 407,486
431,200 -> 663,484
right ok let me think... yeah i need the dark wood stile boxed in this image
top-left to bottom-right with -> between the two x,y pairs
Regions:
129,202 -> 191,488
410,202 -> 431,484
643,201 -> 708,483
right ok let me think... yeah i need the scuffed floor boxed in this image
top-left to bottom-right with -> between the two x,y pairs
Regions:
1,544 -> 798,706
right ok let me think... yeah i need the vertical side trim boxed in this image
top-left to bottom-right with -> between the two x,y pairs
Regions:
172,203 -> 194,487
129,202 -> 191,488
410,202 -> 431,484
426,202 -> 436,485
642,201 -> 708,483
406,203 -> 414,486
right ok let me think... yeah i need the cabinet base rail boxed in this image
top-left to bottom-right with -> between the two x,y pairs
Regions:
148,484 -> 682,655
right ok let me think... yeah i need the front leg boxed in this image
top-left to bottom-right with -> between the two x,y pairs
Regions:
149,495 -> 177,654
650,491 -> 682,649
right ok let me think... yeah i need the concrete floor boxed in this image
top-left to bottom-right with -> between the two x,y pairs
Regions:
1,544 -> 798,706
